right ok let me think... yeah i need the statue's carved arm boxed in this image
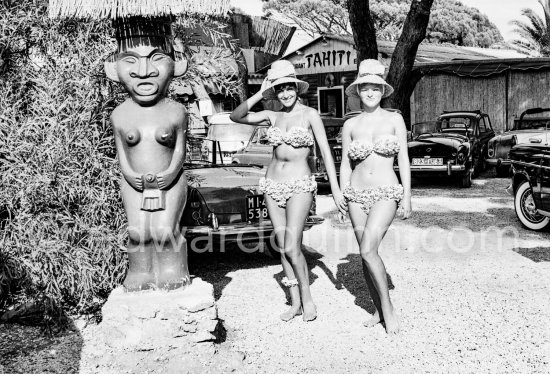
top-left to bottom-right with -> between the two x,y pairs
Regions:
157,116 -> 187,190
114,129 -> 144,191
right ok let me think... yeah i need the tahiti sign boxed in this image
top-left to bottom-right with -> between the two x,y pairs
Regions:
288,38 -> 357,75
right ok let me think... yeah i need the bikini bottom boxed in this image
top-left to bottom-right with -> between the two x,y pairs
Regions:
259,175 -> 317,208
343,183 -> 404,214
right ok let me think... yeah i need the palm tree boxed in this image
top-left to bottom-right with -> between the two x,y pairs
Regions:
510,0 -> 550,56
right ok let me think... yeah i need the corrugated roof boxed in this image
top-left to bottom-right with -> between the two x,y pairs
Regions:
415,58 -> 550,77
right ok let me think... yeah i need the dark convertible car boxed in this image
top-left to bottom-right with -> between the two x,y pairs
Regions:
182,137 -> 324,252
404,110 -> 495,187
509,131 -> 550,231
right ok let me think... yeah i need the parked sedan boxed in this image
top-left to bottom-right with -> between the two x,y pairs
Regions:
508,131 -> 550,231
487,107 -> 550,177
182,137 -> 324,252
404,110 -> 495,187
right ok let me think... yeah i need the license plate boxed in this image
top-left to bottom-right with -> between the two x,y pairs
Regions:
412,157 -> 443,166
223,152 -> 233,158
246,194 -> 269,221
333,148 -> 342,162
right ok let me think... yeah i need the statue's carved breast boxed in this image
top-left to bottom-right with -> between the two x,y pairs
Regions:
125,129 -> 141,146
155,127 -> 176,147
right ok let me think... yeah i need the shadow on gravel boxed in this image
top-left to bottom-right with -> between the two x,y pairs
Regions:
336,254 -> 395,315
403,207 -> 520,232
273,246 -> 341,305
190,244 -> 279,301
0,320 -> 82,374
513,247 -> 550,262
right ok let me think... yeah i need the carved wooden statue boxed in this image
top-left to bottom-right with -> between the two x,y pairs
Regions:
104,17 -> 189,291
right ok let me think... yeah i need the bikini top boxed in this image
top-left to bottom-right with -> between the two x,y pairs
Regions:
265,126 -> 315,148
348,134 -> 400,161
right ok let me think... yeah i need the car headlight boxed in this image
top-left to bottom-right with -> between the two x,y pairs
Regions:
487,142 -> 494,158
457,152 -> 466,163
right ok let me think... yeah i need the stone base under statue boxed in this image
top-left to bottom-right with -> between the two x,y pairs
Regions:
79,277 -> 232,373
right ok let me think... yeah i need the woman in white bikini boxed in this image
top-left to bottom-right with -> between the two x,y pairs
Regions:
340,59 -> 412,334
230,60 -> 347,322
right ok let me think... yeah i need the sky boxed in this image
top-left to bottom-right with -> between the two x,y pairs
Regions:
230,0 -> 544,48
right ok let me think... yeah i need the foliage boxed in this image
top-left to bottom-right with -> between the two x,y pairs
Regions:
262,0 -> 502,47
0,0 -> 127,324
262,0 -> 350,38
510,1 -> 550,56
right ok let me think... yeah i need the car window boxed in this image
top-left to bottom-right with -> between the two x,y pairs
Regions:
479,117 -> 488,133
252,127 -> 268,143
517,118 -> 550,130
207,124 -> 256,141
440,117 -> 471,129
412,121 -> 441,136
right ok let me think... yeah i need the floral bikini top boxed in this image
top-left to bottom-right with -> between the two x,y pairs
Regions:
265,126 -> 315,148
348,134 -> 400,161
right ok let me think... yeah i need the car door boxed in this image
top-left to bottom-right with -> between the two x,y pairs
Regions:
239,127 -> 272,166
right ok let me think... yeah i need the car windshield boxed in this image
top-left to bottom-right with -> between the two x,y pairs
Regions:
439,117 -> 471,132
516,118 -> 550,130
207,124 -> 256,141
412,121 -> 441,136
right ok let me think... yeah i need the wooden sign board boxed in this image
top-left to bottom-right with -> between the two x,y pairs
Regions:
287,39 -> 357,75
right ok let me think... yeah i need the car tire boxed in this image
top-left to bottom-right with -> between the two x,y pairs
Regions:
514,181 -> 550,231
472,159 -> 480,178
496,165 -> 510,178
262,236 -> 280,258
459,169 -> 472,188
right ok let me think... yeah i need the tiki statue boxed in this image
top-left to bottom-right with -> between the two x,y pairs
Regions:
104,17 -> 190,291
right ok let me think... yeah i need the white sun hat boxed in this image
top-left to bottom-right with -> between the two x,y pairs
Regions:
261,60 -> 309,100
345,59 -> 394,98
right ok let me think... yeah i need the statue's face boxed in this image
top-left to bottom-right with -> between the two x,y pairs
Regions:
116,45 -> 175,106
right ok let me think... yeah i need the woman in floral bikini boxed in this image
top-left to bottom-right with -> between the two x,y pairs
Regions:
340,59 -> 412,334
230,60 -> 346,322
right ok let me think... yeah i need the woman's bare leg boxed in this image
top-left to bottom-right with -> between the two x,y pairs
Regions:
359,200 -> 399,334
284,192 -> 316,321
265,195 -> 302,321
348,203 -> 383,327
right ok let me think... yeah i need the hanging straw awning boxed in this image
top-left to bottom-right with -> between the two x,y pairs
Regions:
48,0 -> 230,19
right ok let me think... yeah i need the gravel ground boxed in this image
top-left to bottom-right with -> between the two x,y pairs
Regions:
2,173 -> 549,373
194,174 -> 550,374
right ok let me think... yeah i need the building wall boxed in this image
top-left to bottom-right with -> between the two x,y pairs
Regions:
413,69 -> 550,134
413,73 -> 506,133
507,70 -> 550,130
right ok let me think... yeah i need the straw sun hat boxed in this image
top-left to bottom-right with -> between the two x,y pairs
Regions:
345,59 -> 394,98
261,60 -> 309,100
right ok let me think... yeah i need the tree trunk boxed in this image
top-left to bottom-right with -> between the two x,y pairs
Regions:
383,0 -> 434,127
346,0 -> 378,64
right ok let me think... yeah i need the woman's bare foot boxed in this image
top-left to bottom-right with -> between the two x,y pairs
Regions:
363,310 -> 383,327
302,302 -> 317,322
382,308 -> 400,334
280,305 -> 302,321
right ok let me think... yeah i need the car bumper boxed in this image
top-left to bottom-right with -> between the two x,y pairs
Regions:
183,216 -> 325,240
394,164 -> 466,174
485,158 -> 511,167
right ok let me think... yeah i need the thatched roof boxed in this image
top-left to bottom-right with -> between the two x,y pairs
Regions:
48,0 -> 230,19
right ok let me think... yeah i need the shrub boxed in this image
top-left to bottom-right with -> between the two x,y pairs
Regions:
0,0 -> 127,323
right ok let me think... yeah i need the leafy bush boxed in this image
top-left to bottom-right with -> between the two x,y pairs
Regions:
0,0 -> 127,323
